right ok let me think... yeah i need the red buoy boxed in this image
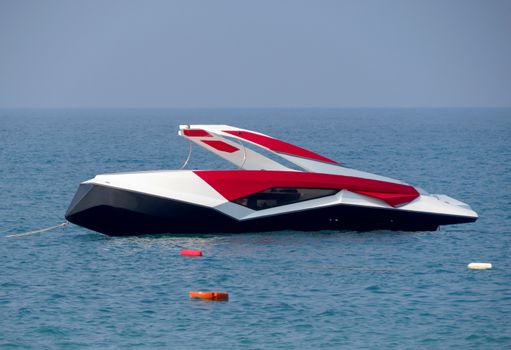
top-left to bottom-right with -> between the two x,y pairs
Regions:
180,249 -> 203,257
189,291 -> 229,301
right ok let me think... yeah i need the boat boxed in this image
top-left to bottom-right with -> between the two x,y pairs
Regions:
65,124 -> 478,236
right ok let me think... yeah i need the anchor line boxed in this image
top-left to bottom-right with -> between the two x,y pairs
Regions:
6,221 -> 69,238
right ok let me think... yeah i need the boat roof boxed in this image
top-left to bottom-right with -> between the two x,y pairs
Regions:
178,124 -> 406,185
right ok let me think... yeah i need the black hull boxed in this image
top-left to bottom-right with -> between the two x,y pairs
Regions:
65,184 -> 477,236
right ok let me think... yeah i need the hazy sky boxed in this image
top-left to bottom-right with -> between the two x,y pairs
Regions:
0,0 -> 510,108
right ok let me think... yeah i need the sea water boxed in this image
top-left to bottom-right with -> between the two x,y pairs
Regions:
1,108 -> 510,349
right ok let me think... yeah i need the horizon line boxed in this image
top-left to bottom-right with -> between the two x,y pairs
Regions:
1,106 -> 511,110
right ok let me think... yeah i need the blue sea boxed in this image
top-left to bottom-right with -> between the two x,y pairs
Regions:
1,108 -> 510,349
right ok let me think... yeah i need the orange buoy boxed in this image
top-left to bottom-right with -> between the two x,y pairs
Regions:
180,249 -> 203,257
189,291 -> 229,301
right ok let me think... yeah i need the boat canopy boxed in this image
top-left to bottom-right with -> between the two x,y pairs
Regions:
178,124 -> 406,184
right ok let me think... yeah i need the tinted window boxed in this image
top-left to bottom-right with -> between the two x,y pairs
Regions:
233,187 -> 338,210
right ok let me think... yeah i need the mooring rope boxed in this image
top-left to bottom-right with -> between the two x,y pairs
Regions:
6,221 -> 69,238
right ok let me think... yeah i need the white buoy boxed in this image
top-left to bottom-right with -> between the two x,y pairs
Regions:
467,262 -> 492,270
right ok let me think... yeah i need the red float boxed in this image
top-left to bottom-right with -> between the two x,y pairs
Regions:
189,291 -> 229,301
180,249 -> 203,257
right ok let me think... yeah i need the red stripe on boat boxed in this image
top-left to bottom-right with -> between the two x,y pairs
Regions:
223,130 -> 338,165
183,129 -> 212,137
201,140 -> 239,153
194,170 -> 419,207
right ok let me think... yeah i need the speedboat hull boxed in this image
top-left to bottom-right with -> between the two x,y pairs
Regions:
65,170 -> 477,236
